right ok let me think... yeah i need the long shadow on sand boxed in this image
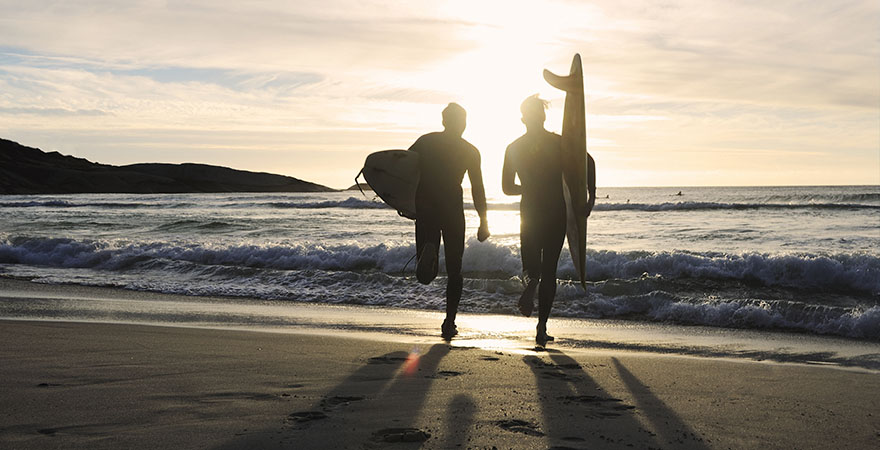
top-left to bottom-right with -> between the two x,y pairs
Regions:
214,344 -> 451,449
525,350 -> 657,449
440,394 -> 476,449
212,349 -> 410,449
363,344 -> 450,445
611,357 -> 710,449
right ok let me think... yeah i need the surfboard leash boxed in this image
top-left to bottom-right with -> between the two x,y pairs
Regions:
354,170 -> 367,198
401,252 -> 417,277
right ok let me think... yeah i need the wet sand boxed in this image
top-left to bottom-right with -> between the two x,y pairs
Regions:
1,316 -> 878,449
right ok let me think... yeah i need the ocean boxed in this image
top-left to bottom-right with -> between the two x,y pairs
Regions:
0,185 -> 878,340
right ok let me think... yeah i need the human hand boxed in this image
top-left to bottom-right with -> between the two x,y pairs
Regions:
584,197 -> 595,218
477,221 -> 490,242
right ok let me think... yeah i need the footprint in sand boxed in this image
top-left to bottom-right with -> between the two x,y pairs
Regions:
426,370 -> 463,379
527,360 -> 582,370
320,395 -> 365,411
367,356 -> 408,364
371,427 -> 430,443
286,411 -> 327,423
557,395 -> 636,418
495,419 -> 545,437
555,363 -> 582,370
539,371 -> 582,382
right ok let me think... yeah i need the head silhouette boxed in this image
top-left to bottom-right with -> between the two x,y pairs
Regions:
442,103 -> 467,136
520,94 -> 548,130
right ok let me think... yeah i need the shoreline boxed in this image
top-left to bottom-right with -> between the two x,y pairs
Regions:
2,277 -> 879,372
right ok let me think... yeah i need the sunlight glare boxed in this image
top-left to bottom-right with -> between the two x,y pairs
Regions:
400,1 -> 607,195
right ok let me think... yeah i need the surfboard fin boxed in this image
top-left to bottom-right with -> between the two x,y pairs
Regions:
542,54 -> 584,93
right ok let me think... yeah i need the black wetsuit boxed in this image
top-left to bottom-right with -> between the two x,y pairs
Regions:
409,131 -> 482,319
503,130 -> 566,323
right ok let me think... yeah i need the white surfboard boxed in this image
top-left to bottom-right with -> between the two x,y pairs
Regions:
358,150 -> 420,220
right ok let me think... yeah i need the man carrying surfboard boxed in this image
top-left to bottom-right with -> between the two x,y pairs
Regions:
502,95 -> 595,347
409,103 -> 490,340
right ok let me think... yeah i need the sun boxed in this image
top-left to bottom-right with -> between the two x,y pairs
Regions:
421,46 -> 565,197
374,1 -> 606,195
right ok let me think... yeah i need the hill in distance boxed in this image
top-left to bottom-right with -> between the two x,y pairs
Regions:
0,138 -> 336,194
347,183 -> 373,191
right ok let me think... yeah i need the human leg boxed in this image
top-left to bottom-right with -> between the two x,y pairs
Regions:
518,213 -> 541,317
536,241 -> 563,324
441,208 -> 465,328
415,215 -> 441,285
520,216 -> 542,281
536,211 -> 566,346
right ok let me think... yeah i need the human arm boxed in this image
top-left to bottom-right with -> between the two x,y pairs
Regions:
585,153 -> 596,217
407,135 -> 423,153
501,145 -> 522,196
468,149 -> 490,242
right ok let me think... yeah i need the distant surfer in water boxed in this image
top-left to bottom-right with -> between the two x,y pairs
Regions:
409,103 -> 490,340
502,95 -> 594,347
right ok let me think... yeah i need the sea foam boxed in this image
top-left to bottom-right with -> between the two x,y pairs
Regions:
2,236 -> 876,295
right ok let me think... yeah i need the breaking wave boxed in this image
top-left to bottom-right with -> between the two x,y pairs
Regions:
2,236 -> 877,339
1,236 -> 876,294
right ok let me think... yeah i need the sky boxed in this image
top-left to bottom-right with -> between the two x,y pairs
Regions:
1,0 -> 878,191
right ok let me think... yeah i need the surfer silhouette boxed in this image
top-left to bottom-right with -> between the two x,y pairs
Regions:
409,103 -> 489,340
502,95 -> 594,347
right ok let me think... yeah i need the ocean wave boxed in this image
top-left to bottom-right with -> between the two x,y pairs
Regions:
262,197 -> 390,209
588,201 -> 880,212
575,250 -> 880,294
0,200 -> 77,208
1,236 -> 877,295
0,200 -> 188,209
153,220 -> 247,232
486,201 -> 880,212
0,236 -> 418,273
550,290 -> 880,340
255,198 -> 879,212
760,191 -> 880,205
9,197 -> 873,212
6,263 -> 876,340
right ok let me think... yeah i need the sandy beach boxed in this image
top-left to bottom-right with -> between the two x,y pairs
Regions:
1,283 -> 878,449
3,0 -> 877,448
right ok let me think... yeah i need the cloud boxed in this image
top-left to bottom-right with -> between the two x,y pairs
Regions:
567,0 -> 880,111
0,0 -> 877,188
0,1 -> 477,73
0,106 -> 109,116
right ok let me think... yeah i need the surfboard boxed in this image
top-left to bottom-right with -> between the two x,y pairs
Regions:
358,150 -> 420,220
543,54 -> 594,288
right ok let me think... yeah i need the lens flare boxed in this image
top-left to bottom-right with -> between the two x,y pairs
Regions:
401,346 -> 421,376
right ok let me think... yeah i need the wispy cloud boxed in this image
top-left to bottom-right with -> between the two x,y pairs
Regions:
0,0 -> 877,188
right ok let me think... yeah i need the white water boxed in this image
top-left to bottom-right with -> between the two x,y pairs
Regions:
1,185 -> 878,339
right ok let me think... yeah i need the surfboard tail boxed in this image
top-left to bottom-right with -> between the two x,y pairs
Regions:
542,54 -> 584,93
